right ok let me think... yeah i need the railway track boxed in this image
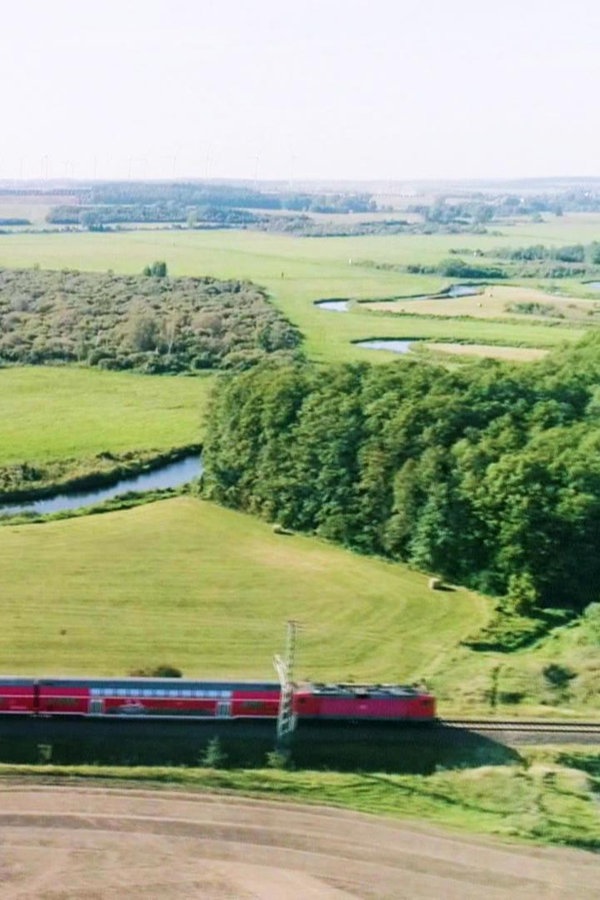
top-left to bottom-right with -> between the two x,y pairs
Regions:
441,719 -> 600,744
443,719 -> 600,730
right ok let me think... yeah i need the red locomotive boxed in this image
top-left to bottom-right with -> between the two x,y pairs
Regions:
0,676 -> 435,722
293,682 -> 435,721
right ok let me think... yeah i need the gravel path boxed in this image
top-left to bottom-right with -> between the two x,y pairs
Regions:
0,786 -> 598,899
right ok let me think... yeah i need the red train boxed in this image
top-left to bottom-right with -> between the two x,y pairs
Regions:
0,676 -> 436,722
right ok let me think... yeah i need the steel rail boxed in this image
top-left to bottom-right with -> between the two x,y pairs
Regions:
442,719 -> 600,732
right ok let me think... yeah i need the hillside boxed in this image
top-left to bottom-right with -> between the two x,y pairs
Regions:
0,495 -> 597,716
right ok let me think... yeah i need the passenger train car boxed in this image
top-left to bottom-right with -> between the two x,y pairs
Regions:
0,676 -> 436,722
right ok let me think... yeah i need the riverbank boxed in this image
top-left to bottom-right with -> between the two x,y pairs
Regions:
0,444 -> 201,507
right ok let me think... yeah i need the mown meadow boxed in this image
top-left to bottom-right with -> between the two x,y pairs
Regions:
0,366 -> 212,464
1,215 -> 599,365
0,496 -> 489,685
0,495 -> 597,716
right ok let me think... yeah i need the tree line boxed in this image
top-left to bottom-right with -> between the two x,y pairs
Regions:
201,333 -> 600,615
404,242 -> 600,281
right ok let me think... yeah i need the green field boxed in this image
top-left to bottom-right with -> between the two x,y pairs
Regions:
1,217 -> 598,363
0,494 -> 597,717
0,367 -> 213,464
0,495 -> 489,689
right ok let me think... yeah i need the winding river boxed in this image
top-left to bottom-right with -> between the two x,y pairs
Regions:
0,454 -> 203,518
314,299 -> 349,311
356,339 -> 416,354
315,285 -> 479,314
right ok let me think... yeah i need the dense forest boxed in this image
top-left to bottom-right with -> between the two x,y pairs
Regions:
201,333 -> 600,620
0,268 -> 301,372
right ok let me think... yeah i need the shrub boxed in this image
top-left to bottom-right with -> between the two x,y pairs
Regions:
129,665 -> 182,678
200,737 -> 228,768
542,663 -> 576,689
265,749 -> 291,769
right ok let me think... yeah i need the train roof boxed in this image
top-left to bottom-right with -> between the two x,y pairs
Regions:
0,677 -> 280,690
298,682 -> 431,697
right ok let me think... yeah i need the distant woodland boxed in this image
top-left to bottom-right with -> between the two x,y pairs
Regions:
0,268 -> 301,372
202,332 -> 600,624
4,178 -> 600,237
375,241 -> 600,281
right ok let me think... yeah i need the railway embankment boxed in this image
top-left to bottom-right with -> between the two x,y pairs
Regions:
0,717 -> 598,771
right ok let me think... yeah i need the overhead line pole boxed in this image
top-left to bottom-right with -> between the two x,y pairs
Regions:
274,620 -> 297,754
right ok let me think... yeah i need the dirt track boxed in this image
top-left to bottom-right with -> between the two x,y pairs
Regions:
0,787 -> 598,899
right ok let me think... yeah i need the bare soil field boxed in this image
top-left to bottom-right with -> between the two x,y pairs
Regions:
425,343 -> 549,361
366,284 -> 600,322
0,786 -> 598,899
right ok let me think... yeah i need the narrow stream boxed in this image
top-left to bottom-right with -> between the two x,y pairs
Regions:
356,339 -> 417,354
314,299 -> 349,311
446,284 -> 480,297
315,285 -> 479,313
0,454 -> 203,517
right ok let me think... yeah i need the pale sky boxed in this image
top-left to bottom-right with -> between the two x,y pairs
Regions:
1,0 -> 598,182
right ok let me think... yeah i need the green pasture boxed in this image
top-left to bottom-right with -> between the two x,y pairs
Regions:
1,493 -> 597,716
0,495 -> 490,695
344,313 -> 585,353
0,367 -> 213,464
1,220 -> 597,363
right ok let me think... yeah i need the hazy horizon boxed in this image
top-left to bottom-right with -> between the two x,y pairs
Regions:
2,0 -> 598,183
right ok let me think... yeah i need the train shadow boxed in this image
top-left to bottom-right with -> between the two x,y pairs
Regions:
0,718 -> 520,774
292,722 -> 521,773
